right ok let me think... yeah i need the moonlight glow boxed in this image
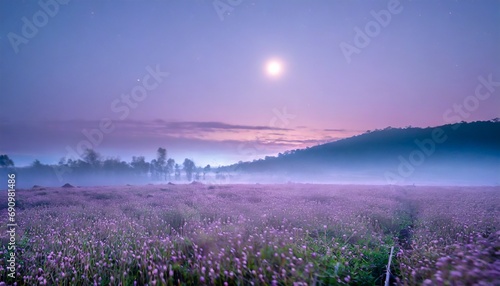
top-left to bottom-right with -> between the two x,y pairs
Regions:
265,59 -> 284,77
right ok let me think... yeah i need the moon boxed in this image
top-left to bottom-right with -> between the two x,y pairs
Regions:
265,59 -> 284,77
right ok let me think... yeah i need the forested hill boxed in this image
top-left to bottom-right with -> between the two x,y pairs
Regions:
224,120 -> 500,185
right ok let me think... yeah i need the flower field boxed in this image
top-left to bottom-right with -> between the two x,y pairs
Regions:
1,183 -> 499,285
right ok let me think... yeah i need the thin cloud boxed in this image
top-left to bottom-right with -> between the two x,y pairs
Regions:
323,128 -> 353,132
1,119 -> 351,166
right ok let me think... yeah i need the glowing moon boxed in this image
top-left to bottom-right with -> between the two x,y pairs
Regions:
265,59 -> 284,77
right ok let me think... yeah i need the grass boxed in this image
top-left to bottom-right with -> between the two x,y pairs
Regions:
0,184 -> 498,285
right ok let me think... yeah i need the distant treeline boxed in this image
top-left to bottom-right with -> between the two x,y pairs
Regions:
0,148 -> 220,188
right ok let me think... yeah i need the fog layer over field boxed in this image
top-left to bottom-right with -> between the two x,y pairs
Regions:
1,162 -> 498,189
3,121 -> 498,188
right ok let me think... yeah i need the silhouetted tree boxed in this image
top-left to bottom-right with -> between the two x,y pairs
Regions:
31,159 -> 43,168
53,157 -> 74,181
150,159 -> 158,179
103,157 -> 130,174
174,163 -> 181,180
0,155 -> 14,167
83,149 -> 101,169
30,159 -> 51,173
156,147 -> 167,180
203,164 -> 211,180
69,158 -> 91,172
131,156 -> 149,175
166,158 -> 175,180
31,159 -> 52,173
183,159 -> 196,181
194,167 -> 201,181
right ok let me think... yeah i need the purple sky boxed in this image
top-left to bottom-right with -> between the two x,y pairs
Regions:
1,0 -> 499,167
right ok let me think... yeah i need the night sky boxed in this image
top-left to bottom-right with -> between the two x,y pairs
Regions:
1,0 -> 499,167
